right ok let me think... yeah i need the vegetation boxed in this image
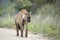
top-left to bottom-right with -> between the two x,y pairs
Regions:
0,0 -> 60,40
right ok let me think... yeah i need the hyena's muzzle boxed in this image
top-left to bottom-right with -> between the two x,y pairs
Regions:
27,15 -> 31,22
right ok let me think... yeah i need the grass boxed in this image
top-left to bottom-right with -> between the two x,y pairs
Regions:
28,15 -> 60,37
0,16 -> 15,29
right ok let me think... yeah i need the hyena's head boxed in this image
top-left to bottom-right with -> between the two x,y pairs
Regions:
21,9 -> 31,22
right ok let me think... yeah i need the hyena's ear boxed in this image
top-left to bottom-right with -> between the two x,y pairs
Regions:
29,12 -> 32,15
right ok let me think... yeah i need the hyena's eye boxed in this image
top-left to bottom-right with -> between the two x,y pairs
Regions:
25,13 -> 28,15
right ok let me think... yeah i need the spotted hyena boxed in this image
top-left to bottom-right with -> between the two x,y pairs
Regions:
15,9 -> 31,37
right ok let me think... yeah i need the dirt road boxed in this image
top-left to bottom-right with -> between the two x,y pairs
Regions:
0,28 -> 49,40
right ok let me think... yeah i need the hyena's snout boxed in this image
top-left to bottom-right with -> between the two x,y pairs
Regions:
27,16 -> 31,22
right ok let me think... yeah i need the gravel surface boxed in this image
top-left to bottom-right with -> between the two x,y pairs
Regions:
0,28 -> 49,40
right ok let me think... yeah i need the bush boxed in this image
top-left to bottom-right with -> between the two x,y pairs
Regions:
0,16 -> 15,29
28,15 -> 60,37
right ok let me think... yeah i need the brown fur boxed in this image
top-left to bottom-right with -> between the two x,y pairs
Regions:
15,9 -> 31,37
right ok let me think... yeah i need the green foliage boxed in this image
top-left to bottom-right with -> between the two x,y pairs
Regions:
0,0 -> 33,16
37,4 -> 55,16
0,6 -> 4,16
14,0 -> 32,11
0,16 -> 15,28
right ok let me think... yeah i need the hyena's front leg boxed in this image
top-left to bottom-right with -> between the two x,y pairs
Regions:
25,24 -> 28,37
21,25 -> 24,37
16,23 -> 19,36
17,28 -> 19,36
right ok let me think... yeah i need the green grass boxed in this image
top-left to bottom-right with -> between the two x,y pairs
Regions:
28,16 -> 60,37
0,17 -> 15,29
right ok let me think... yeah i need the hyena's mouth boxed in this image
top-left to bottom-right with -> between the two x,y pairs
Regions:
26,17 -> 30,22
27,18 -> 30,22
22,18 -> 30,22
27,20 -> 30,22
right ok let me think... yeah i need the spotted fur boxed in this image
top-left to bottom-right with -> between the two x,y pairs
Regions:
15,9 -> 31,37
